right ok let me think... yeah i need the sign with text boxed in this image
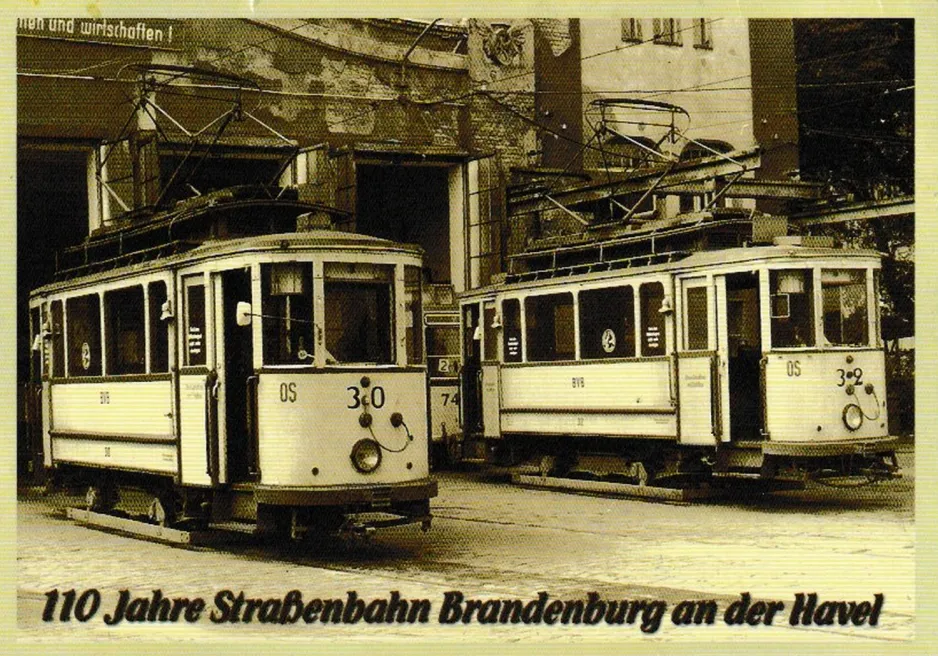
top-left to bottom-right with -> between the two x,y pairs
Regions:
17,18 -> 180,48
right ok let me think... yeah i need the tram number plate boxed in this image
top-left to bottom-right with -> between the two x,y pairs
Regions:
347,385 -> 386,409
837,368 -> 863,387
572,377 -> 585,388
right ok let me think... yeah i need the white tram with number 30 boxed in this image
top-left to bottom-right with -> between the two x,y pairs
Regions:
28,209 -> 436,538
459,231 -> 899,486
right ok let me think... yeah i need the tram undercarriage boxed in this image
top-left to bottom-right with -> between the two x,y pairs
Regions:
54,465 -> 434,543
460,434 -> 900,494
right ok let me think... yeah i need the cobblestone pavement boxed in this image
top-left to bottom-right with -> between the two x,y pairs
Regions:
17,448 -> 914,644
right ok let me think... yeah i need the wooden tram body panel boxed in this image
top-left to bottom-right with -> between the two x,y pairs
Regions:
459,244 -> 897,480
499,360 -> 676,437
255,370 -> 428,487
29,221 -> 437,533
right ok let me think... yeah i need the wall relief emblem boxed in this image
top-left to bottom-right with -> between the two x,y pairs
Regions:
482,22 -> 525,66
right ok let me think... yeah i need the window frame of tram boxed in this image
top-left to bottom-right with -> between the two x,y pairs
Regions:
639,282 -> 667,357
65,293 -> 103,377
183,277 -> 207,367
404,265 -> 424,366
50,300 -> 65,378
104,286 -> 146,376
579,285 -> 636,359
148,281 -> 170,373
683,284 -> 709,351
821,268 -> 870,347
261,263 -> 315,366
323,262 -> 395,365
524,292 -> 575,363
769,269 -> 816,349
501,298 -> 522,363
426,320 -> 460,377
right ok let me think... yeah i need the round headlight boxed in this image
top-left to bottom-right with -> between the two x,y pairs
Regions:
350,439 -> 382,473
842,404 -> 863,431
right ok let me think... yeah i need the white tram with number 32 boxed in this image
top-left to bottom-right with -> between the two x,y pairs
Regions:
459,225 -> 899,487
28,198 -> 436,538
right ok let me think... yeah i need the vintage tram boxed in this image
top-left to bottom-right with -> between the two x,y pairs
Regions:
458,211 -> 900,486
27,189 -> 436,537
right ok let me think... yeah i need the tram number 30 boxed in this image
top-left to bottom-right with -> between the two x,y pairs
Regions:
347,385 -> 386,409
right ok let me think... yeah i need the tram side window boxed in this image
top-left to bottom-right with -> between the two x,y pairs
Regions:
685,286 -> 709,350
640,283 -> 666,356
525,293 -> 575,362
50,301 -> 65,378
104,286 -> 146,375
324,263 -> 393,364
502,299 -> 522,363
580,286 -> 635,359
66,294 -> 102,376
405,266 -> 424,365
148,281 -> 169,373
822,269 -> 868,346
262,263 -> 314,365
770,270 -> 815,348
185,280 -> 206,366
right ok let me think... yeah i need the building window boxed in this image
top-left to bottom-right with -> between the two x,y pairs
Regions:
66,294 -> 102,376
580,286 -> 635,359
105,286 -> 146,375
525,293 -> 575,362
621,19 -> 642,43
640,283 -> 666,356
692,19 -> 712,49
653,19 -> 683,46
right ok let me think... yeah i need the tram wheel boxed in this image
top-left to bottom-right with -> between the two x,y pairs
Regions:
631,461 -> 654,487
85,484 -> 117,513
147,495 -> 175,527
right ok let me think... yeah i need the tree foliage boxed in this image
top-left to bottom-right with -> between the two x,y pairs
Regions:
794,20 -> 914,344
794,19 -> 914,198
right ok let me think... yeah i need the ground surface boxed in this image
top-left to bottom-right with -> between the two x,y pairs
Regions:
17,447 -> 914,644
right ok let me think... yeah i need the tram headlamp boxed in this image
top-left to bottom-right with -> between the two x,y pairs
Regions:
350,439 -> 382,473
842,404 -> 863,431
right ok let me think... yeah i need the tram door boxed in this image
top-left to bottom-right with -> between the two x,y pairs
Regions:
217,269 -> 257,482
723,273 -> 764,441
461,303 -> 483,435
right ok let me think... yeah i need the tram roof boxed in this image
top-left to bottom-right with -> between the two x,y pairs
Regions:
461,243 -> 882,299
31,230 -> 423,297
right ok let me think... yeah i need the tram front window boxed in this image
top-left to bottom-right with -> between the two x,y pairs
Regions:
770,269 -> 815,348
822,269 -> 869,346
262,263 -> 314,364
324,263 -> 394,364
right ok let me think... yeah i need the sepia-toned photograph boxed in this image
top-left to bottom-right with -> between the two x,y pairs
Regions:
14,14 -> 918,646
